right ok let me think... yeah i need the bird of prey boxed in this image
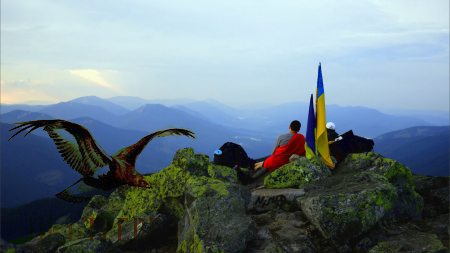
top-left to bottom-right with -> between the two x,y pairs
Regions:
9,119 -> 196,203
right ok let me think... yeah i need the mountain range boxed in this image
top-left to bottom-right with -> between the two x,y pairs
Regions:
3,96 -> 448,138
1,95 -> 448,208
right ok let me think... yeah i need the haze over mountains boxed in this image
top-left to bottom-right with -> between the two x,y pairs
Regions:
1,95 -> 448,208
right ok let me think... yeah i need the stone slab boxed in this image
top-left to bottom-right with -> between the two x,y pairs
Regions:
247,188 -> 306,212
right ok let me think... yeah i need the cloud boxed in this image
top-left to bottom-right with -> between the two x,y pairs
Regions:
68,69 -> 121,92
0,86 -> 58,104
1,1 -> 448,110
1,78 -> 42,87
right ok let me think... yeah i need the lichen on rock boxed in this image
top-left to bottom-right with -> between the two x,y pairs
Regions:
207,164 -> 238,183
264,156 -> 332,189
55,236 -> 115,253
113,148 -> 201,230
172,148 -> 210,177
18,233 -> 65,253
339,152 -> 423,221
177,176 -> 254,253
296,172 -> 397,246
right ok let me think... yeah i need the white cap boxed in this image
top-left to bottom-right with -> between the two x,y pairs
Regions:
326,122 -> 335,130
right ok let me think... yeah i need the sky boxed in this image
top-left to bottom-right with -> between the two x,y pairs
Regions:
1,0 -> 449,110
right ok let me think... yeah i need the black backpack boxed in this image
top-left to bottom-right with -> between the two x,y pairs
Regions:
214,142 -> 255,169
339,130 -> 374,153
330,130 -> 375,162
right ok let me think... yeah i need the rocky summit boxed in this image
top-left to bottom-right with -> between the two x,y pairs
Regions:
5,148 -> 449,253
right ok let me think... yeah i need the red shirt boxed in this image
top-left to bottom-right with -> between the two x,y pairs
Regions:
263,133 -> 306,171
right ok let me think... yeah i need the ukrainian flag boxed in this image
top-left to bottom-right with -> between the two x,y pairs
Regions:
316,63 -> 334,168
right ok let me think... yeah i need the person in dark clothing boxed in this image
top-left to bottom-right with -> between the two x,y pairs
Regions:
326,122 -> 339,142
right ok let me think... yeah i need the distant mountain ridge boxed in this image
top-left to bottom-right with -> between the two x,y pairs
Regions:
39,101 -> 118,126
375,108 -> 449,126
69,96 -> 130,115
104,96 -> 197,110
1,110 -> 55,124
170,105 -> 211,122
1,104 -> 49,114
375,126 -> 449,140
373,126 -> 449,176
3,95 -> 448,138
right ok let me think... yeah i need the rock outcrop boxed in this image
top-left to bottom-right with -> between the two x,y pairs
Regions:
178,176 -> 254,253
264,156 -> 332,189
12,148 -> 448,253
297,172 -> 397,247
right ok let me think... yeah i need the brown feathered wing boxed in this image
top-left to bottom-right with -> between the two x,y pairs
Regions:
111,128 -> 196,166
9,119 -> 112,177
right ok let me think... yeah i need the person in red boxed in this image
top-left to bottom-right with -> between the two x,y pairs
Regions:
251,120 -> 306,179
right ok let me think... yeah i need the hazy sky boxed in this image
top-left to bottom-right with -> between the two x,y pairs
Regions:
1,0 -> 449,110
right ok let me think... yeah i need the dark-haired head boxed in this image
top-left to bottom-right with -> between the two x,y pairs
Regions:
290,120 -> 301,132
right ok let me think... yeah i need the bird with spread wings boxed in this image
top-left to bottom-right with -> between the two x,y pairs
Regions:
9,119 -> 196,203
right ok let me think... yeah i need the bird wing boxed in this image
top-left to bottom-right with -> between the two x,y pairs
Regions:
112,128 -> 196,166
9,120 -> 111,177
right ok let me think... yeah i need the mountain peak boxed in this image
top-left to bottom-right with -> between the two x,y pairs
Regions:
135,103 -> 168,113
66,96 -> 130,115
70,96 -> 103,103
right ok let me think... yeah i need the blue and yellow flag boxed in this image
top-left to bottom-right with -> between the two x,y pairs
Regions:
316,63 -> 334,168
305,94 -> 316,159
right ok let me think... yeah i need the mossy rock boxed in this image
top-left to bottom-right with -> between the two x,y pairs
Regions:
177,176 -> 254,253
264,156 -> 332,189
368,232 -> 448,253
55,236 -> 116,253
207,164 -> 238,183
340,152 -> 423,220
368,241 -> 402,253
105,211 -> 175,250
185,176 -> 231,199
297,172 -> 397,246
18,233 -> 65,253
113,161 -> 193,228
172,148 -> 210,177
80,195 -> 108,228
45,222 -> 92,242
80,191 -> 126,234
341,152 -> 415,191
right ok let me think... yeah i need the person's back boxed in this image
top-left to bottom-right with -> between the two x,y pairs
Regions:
254,120 -> 305,172
271,133 -> 294,154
